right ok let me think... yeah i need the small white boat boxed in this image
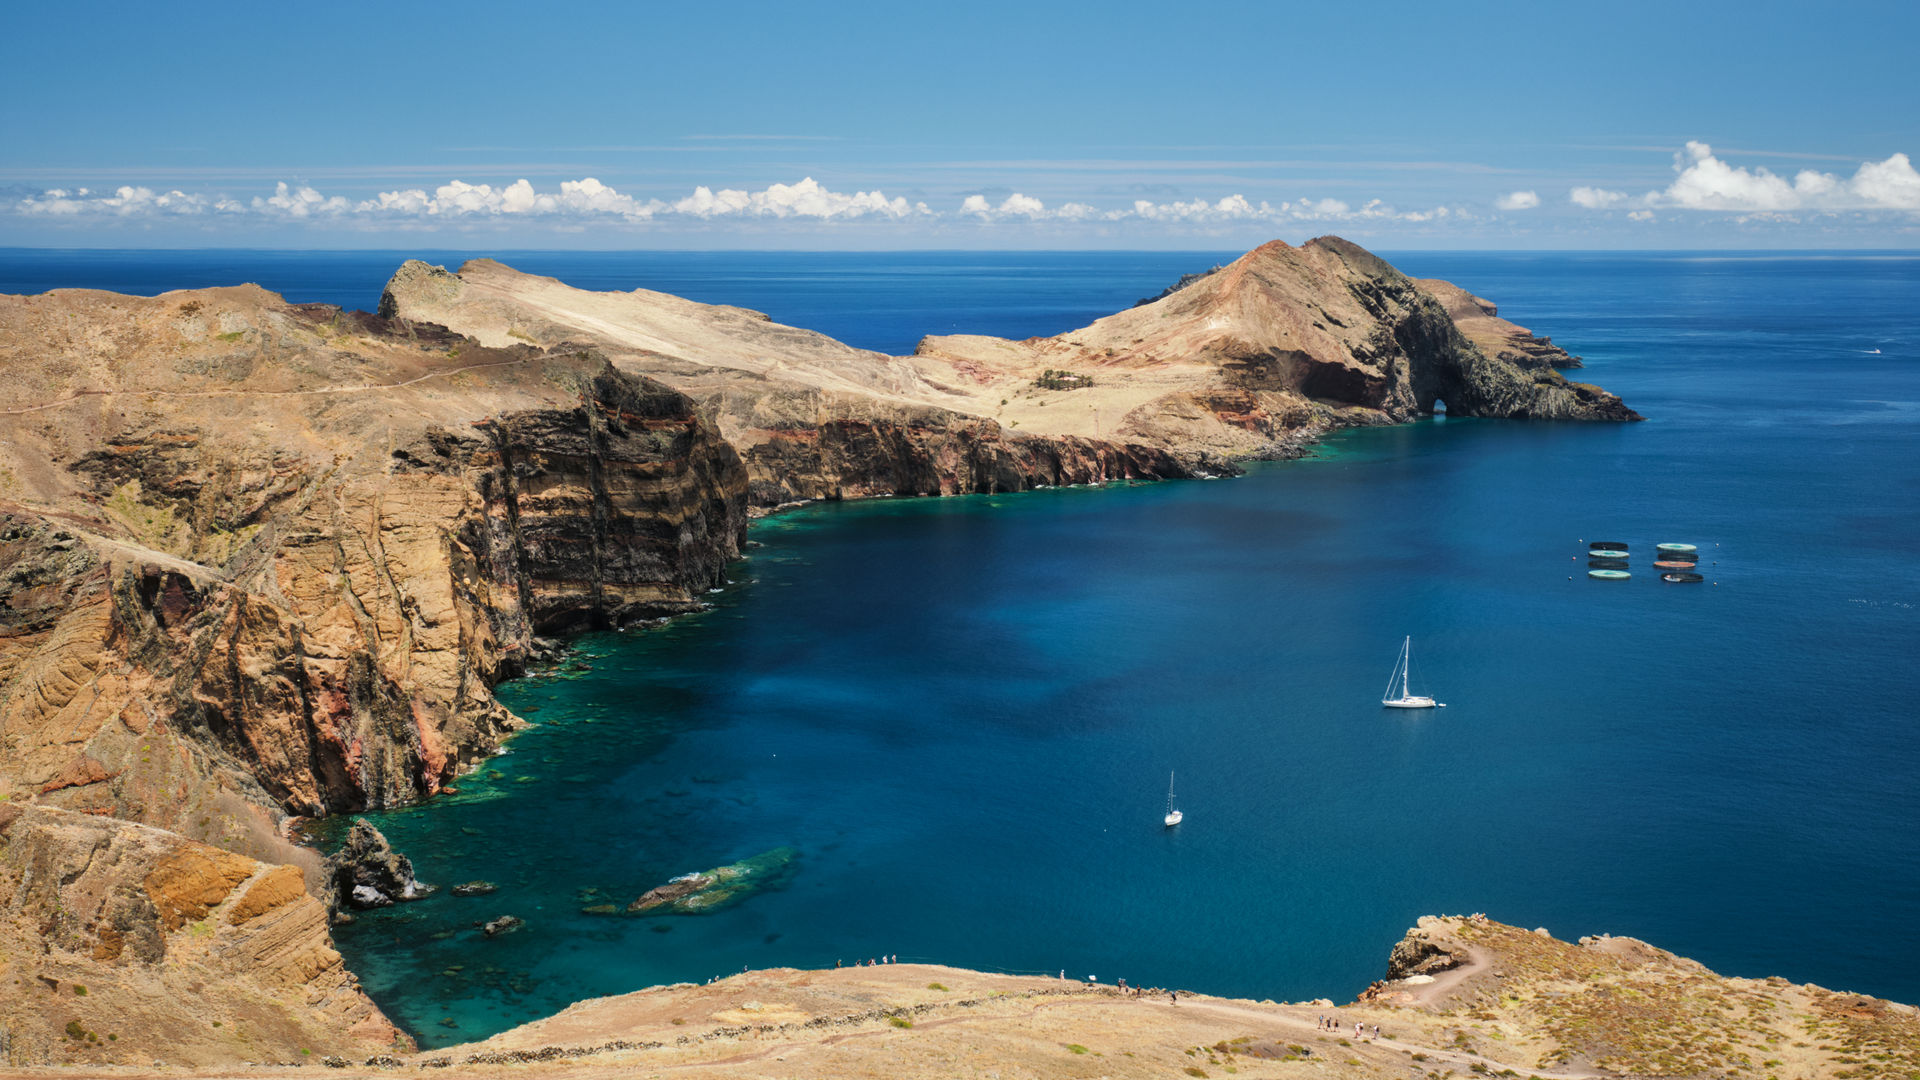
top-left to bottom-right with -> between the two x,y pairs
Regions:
1163,771 -> 1183,827
1382,636 -> 1444,709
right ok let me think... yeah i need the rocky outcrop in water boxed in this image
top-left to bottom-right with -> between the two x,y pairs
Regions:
325,819 -> 430,910
627,846 -> 799,915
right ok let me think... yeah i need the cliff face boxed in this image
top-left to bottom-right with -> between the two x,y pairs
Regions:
378,259 -> 1239,508
0,804 -> 405,1066
0,244 -> 1641,1064
919,237 -> 1640,454
379,239 -> 1636,479
0,290 -> 747,827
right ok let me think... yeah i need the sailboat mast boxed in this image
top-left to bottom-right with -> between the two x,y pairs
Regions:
1401,637 -> 1412,699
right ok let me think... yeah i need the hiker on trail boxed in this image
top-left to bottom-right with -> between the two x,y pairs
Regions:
1170,990 -> 1178,1004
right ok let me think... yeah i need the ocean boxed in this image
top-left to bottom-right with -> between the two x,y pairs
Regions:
5,247 -> 1916,1047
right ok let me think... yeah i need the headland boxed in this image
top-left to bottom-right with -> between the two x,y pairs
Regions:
0,238 -> 1727,1069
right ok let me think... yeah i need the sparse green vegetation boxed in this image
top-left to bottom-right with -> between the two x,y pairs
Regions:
71,984 -> 85,996
926,982 -> 948,991
1065,1043 -> 1088,1054
889,1016 -> 912,1029
1032,368 -> 1095,391
216,331 -> 244,342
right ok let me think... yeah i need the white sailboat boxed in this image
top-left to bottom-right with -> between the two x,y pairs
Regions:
1381,636 -> 1443,709
1163,771 -> 1183,827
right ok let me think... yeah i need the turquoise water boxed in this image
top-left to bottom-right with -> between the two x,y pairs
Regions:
7,249 -> 1915,1045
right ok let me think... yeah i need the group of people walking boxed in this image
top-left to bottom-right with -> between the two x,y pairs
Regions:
1318,1014 -> 1381,1040
836,955 -> 897,967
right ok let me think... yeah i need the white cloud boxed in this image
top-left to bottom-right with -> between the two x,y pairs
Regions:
1570,142 -> 1920,214
1627,210 -> 1655,222
10,176 -> 1456,232
358,178 -> 665,221
1570,186 -> 1631,209
670,177 -> 927,219
14,176 -> 927,226
1495,190 -> 1540,211
1129,194 -> 1274,221
18,185 -> 218,217
961,192 -> 1099,220
1114,194 -> 1454,225
255,182 -> 351,218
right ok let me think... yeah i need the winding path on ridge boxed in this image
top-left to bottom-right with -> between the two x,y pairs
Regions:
651,982 -> 1604,1079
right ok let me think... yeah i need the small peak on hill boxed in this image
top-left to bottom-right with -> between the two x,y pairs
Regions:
1246,238 -> 1297,259
378,259 -> 462,318
1302,235 -> 1400,279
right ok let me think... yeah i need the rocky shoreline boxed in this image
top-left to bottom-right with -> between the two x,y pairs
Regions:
0,238 -> 1646,1066
3,913 -> 1912,1077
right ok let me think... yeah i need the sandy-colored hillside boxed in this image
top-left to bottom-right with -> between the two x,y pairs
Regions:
11,916 -> 1914,1078
383,237 -> 1638,494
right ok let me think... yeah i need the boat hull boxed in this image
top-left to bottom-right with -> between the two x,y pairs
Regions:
1383,696 -> 1438,709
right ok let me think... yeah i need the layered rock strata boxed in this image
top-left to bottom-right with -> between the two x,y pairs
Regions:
0,803 -> 405,1067
0,289 -> 747,828
382,236 -> 1637,481
0,242 -> 1644,1064
379,259 -> 1230,507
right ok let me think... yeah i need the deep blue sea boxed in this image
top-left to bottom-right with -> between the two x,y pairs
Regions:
6,248 -> 1917,1047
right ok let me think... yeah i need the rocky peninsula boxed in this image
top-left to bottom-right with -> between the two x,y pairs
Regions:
0,239 -> 1668,1067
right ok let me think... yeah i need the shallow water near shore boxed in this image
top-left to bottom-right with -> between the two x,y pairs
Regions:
14,248 -> 1913,1046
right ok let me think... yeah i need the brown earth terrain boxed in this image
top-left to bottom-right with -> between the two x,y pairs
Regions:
380,236 -> 1637,500
5,916 -> 1914,1078
0,240 -> 1655,1066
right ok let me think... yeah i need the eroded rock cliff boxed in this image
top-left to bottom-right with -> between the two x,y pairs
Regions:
379,238 -> 1634,480
0,804 -> 405,1066
379,259 -> 1237,507
0,242 -> 1642,1064
0,289 -> 746,827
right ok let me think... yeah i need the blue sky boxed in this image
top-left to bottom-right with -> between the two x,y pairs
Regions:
4,0 -> 1916,249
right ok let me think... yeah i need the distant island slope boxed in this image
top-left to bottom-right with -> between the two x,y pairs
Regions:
0,240 -> 1646,1065
382,236 -> 1638,502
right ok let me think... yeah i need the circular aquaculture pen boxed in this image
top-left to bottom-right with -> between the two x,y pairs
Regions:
1656,542 -> 1698,553
1588,569 -> 1631,580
